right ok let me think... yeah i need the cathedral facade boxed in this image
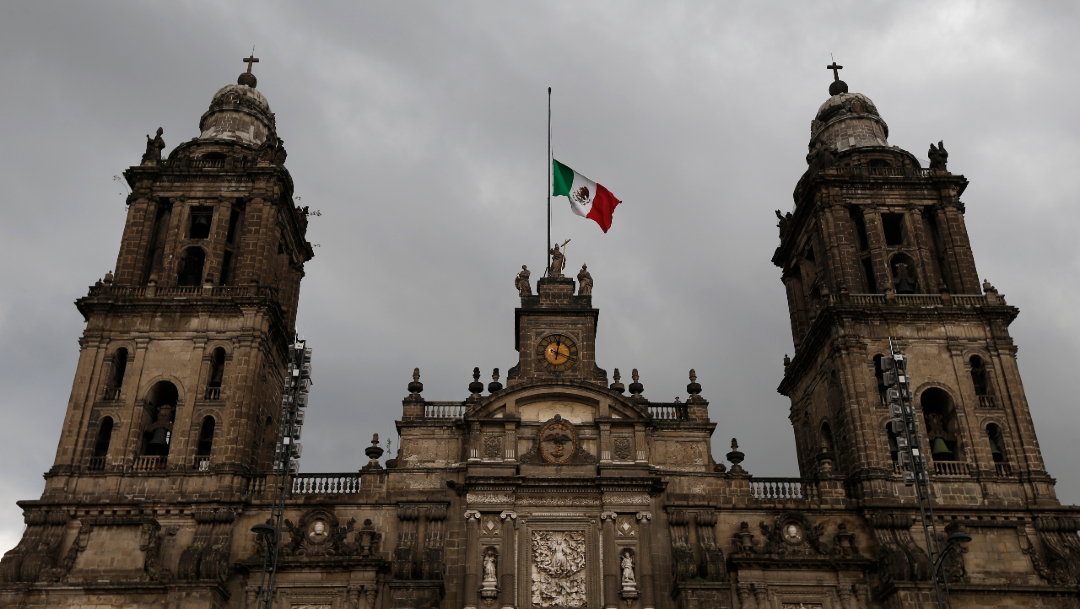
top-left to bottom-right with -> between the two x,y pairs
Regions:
1,65 -> 1079,609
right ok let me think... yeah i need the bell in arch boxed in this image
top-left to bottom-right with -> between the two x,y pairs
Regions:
931,436 -> 952,459
895,270 -> 915,294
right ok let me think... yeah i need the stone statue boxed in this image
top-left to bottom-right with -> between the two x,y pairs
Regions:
576,264 -> 592,296
515,265 -> 532,296
142,127 -> 165,165
482,547 -> 497,583
548,239 -> 570,277
982,278 -> 997,294
620,549 -> 635,585
928,140 -> 949,171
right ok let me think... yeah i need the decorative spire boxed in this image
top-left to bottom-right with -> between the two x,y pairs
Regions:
239,50 -> 259,88
488,368 -> 503,393
827,57 -> 848,96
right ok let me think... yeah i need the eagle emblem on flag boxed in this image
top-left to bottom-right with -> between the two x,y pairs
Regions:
571,186 -> 591,205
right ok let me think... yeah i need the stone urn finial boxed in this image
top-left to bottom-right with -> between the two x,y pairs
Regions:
727,438 -> 746,474
686,369 -> 702,400
488,368 -> 503,393
363,433 -> 384,470
468,367 -> 484,399
610,368 -> 625,394
628,369 -> 643,398
407,368 -> 423,397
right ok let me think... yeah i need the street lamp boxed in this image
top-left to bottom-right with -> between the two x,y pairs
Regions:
933,531 -> 972,609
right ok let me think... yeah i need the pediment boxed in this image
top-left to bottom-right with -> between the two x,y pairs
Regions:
467,382 -> 647,422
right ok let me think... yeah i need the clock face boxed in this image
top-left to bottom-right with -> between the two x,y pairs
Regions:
536,334 -> 579,372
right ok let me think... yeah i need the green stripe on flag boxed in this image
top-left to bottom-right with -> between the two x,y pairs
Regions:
552,159 -> 575,197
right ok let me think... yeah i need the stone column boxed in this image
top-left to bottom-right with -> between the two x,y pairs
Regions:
464,510 -> 482,609
636,512 -> 655,609
500,511 -> 517,609
600,512 -> 618,609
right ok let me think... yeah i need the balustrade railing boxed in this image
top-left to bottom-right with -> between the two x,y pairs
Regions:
749,478 -> 819,501
995,463 -> 1014,477
826,293 -> 992,308
291,473 -> 363,495
204,387 -> 221,400
977,395 -> 998,408
132,455 -> 168,471
86,284 -> 278,300
649,403 -> 688,420
193,456 -> 211,471
931,460 -> 970,477
87,456 -> 106,471
102,387 -> 122,401
425,402 -> 465,418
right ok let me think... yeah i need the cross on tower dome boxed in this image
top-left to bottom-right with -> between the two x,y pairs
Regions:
827,58 -> 848,96
238,50 -> 259,88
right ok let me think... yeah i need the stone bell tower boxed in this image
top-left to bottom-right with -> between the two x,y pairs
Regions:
41,58 -> 313,501
773,66 -> 1057,505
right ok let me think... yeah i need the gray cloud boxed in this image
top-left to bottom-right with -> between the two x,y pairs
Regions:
1,1 -> 1078,552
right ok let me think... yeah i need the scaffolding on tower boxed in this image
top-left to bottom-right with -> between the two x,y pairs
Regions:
252,337 -> 312,609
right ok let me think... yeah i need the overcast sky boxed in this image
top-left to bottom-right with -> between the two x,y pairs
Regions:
2,1 -> 1078,553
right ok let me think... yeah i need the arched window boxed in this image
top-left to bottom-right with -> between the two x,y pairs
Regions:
872,354 -> 888,406
206,348 -> 226,399
921,388 -> 960,461
142,381 -> 179,458
104,348 -> 128,400
195,416 -> 215,471
89,416 -> 114,471
969,355 -> 995,409
177,247 -> 206,287
986,423 -> 1006,464
890,253 -> 918,294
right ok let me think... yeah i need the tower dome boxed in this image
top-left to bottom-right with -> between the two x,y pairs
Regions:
197,81 -> 276,146
809,91 -> 890,153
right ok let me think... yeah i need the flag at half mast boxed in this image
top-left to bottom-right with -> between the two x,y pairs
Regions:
552,159 -> 622,233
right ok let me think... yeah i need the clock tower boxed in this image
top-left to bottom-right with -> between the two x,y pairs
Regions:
506,275 -> 607,387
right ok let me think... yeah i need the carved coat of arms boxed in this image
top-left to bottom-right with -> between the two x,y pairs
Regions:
531,531 -> 587,607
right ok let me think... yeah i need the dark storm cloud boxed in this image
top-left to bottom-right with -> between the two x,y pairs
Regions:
1,1 -> 1078,551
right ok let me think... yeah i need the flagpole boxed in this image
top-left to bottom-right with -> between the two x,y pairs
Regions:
546,86 -> 551,277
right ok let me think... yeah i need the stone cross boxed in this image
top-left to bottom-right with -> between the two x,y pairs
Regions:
243,53 -> 259,73
827,60 -> 843,81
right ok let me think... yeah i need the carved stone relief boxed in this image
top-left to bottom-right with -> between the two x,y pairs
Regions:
612,436 -> 632,460
483,434 -> 502,459
531,531 -> 587,608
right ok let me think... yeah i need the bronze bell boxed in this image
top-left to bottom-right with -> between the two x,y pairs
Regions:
931,437 -> 952,458
989,436 -> 1002,456
896,273 -> 915,294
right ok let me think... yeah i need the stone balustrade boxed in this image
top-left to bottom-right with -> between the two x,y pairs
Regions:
85,284 -> 279,300
648,403 -> 688,420
749,477 -> 820,501
424,402 -> 465,418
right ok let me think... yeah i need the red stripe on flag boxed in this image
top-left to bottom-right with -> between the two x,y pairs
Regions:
585,184 -> 621,233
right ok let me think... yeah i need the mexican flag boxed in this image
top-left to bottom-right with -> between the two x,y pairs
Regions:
552,159 -> 622,233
